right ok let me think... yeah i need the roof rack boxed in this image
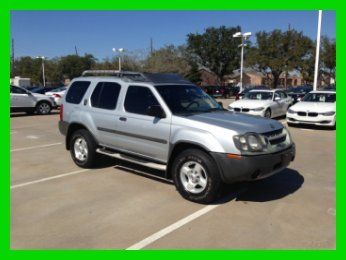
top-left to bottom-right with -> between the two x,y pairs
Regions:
81,70 -> 192,84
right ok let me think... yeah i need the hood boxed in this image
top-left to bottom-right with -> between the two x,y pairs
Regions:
229,99 -> 272,109
180,111 -> 283,134
290,101 -> 336,113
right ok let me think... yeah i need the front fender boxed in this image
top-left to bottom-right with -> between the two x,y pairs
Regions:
170,127 -> 226,153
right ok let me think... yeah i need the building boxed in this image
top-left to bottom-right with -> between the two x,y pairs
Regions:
198,67 -> 221,86
224,68 -> 267,86
10,76 -> 31,88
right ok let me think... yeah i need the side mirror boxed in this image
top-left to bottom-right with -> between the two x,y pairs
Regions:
27,91 -> 33,96
274,96 -> 281,101
147,105 -> 166,118
217,101 -> 224,108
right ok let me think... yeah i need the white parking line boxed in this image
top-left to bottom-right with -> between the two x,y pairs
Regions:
11,169 -> 90,189
11,142 -> 62,152
300,128 -> 314,132
26,135 -> 39,139
126,204 -> 219,250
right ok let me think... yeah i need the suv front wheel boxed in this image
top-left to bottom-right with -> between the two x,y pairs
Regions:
70,129 -> 98,168
172,149 -> 222,204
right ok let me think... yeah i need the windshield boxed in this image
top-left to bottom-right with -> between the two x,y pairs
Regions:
303,93 -> 336,103
244,91 -> 273,100
155,85 -> 222,115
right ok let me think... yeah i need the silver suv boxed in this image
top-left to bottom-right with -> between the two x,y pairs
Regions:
59,71 -> 295,203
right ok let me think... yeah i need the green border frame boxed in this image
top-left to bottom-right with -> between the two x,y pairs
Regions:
1,0 -> 342,257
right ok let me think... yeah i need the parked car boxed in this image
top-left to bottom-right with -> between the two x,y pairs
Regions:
59,71 -> 295,203
228,89 -> 292,118
30,86 -> 57,94
203,85 -> 222,98
45,86 -> 68,106
322,85 -> 336,91
235,85 -> 270,100
10,85 -> 55,114
287,90 -> 336,128
287,86 -> 313,104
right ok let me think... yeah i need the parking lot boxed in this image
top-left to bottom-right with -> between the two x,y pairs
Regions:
10,99 -> 335,249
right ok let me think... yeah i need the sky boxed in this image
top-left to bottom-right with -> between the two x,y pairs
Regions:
11,11 -> 336,60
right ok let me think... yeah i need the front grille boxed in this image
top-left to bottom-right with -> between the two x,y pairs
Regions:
263,128 -> 287,146
234,108 -> 241,112
242,108 -> 250,112
308,112 -> 318,117
298,112 -> 307,116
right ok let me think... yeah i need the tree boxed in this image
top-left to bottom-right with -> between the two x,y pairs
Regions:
144,45 -> 191,75
321,36 -> 336,81
58,54 -> 96,79
186,26 -> 242,81
247,29 -> 313,88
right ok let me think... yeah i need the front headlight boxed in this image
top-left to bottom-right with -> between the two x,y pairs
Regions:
321,111 -> 335,116
228,107 -> 234,111
287,108 -> 296,114
251,107 -> 264,111
233,133 -> 267,153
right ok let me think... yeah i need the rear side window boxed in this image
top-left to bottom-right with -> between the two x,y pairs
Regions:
66,81 -> 91,104
91,82 -> 121,110
124,86 -> 159,115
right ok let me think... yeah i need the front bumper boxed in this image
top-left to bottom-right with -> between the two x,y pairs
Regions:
210,145 -> 296,183
287,113 -> 335,126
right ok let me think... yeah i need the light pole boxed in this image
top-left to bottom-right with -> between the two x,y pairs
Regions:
112,48 -> 125,71
233,32 -> 251,92
313,10 -> 323,91
36,56 -> 46,87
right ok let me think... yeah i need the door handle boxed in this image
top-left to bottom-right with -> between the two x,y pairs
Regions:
119,117 -> 127,122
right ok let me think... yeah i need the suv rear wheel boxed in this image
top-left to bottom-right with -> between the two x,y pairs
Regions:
36,101 -> 51,115
172,149 -> 222,203
70,129 -> 98,168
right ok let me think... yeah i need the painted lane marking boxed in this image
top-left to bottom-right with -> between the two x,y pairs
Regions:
11,169 -> 90,189
11,142 -> 62,152
126,204 -> 219,250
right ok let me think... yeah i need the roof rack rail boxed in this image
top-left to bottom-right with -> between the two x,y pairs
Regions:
81,70 -> 192,84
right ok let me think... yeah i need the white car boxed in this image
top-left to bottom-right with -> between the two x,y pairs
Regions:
10,85 -> 55,114
45,86 -> 67,106
228,89 -> 292,118
287,91 -> 336,128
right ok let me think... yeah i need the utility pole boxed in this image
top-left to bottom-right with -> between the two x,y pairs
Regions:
150,38 -> 153,54
11,38 -> 15,76
313,10 -> 323,91
75,45 -> 79,56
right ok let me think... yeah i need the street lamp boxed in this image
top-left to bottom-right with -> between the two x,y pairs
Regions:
36,56 -> 46,87
233,32 -> 252,92
112,48 -> 125,71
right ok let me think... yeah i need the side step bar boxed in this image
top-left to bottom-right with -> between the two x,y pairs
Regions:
96,148 -> 167,171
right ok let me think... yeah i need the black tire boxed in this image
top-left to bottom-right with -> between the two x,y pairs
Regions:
264,108 -> 271,118
36,101 -> 52,115
70,129 -> 98,168
171,149 -> 223,204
